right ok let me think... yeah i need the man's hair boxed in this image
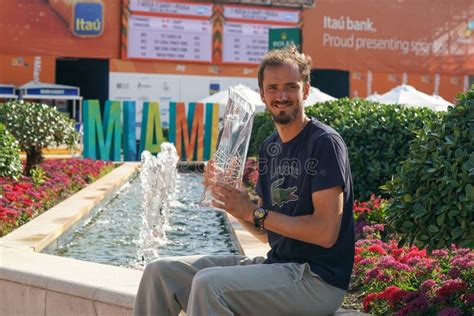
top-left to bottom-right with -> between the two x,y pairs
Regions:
257,44 -> 312,88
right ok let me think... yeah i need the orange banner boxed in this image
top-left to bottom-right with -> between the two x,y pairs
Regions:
0,55 -> 56,86
350,71 -> 467,103
0,0 -> 121,58
303,0 -> 474,75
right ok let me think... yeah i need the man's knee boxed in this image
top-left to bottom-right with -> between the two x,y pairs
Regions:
192,267 -> 225,294
144,258 -> 177,278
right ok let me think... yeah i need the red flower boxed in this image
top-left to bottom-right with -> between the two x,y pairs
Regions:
368,245 -> 387,255
436,279 -> 468,301
363,293 -> 378,312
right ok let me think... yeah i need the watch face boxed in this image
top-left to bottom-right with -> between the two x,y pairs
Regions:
254,208 -> 266,219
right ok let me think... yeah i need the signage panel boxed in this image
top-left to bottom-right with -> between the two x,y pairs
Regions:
127,15 -> 212,62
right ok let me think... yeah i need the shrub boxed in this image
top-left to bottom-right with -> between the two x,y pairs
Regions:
384,89 -> 474,250
248,111 -> 275,157
0,101 -> 79,175
248,99 -> 441,199
0,123 -> 22,179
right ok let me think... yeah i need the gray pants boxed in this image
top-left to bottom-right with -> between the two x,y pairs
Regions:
133,255 -> 346,316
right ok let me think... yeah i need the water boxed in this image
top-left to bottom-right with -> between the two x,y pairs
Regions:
50,173 -> 239,269
139,146 -> 179,261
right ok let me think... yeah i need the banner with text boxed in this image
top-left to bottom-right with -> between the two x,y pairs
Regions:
302,0 -> 474,75
122,1 -> 301,65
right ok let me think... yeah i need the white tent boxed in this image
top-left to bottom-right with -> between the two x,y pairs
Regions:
199,84 -> 266,114
366,93 -> 381,102
431,95 -> 453,111
304,87 -> 336,106
0,83 -> 17,99
378,84 -> 452,112
17,80 -> 83,120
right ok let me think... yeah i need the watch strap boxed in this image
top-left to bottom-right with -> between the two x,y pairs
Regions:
253,207 -> 269,230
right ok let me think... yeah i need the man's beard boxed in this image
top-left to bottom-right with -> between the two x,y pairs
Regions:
270,103 -> 301,125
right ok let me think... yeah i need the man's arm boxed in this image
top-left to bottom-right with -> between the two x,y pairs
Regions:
263,186 -> 343,248
235,197 -> 268,244
212,183 -> 343,248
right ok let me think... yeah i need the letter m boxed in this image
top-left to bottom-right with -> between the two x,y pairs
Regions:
83,100 -> 122,161
169,102 -> 204,161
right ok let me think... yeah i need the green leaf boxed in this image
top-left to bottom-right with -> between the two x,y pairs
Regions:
436,213 -> 445,226
445,135 -> 454,145
451,228 -> 463,239
428,225 -> 439,233
413,203 -> 427,219
403,194 -> 413,203
448,210 -> 460,217
418,234 -> 430,241
466,183 -> 474,201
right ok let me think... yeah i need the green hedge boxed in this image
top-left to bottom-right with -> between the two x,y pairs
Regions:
384,89 -> 474,249
0,123 -> 22,179
248,99 -> 441,199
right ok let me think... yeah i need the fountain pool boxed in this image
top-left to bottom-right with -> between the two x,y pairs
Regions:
43,172 -> 239,269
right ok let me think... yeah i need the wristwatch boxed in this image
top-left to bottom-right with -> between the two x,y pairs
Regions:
253,207 -> 269,230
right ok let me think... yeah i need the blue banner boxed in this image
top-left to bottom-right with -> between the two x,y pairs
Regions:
0,86 -> 15,95
25,88 -> 79,97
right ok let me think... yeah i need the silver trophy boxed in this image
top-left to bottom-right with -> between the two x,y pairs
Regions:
201,86 -> 257,206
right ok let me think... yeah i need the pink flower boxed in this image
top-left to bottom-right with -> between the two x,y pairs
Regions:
450,253 -> 474,269
438,307 -> 462,316
420,279 -> 436,293
448,267 -> 461,279
432,249 -> 449,258
462,293 -> 474,306
436,279 -> 468,301
392,294 -> 430,316
378,256 -> 413,271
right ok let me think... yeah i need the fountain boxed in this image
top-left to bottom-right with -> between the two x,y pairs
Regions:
139,143 -> 179,261
47,142 -> 239,268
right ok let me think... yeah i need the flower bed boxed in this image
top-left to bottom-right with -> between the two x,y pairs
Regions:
0,158 -> 114,236
355,225 -> 473,315
242,158 -> 473,315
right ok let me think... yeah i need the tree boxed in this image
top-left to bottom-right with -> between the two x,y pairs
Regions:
0,123 -> 22,179
0,100 -> 79,175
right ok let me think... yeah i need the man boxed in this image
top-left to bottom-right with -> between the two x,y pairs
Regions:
134,45 -> 354,315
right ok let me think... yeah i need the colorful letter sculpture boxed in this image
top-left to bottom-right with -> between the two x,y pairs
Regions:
82,100 -> 220,161
139,101 -> 164,155
169,102 -> 220,161
83,100 -> 121,161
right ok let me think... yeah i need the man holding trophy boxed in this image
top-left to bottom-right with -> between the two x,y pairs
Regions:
134,45 -> 354,315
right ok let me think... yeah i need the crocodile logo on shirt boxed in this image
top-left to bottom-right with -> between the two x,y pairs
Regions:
271,178 -> 298,207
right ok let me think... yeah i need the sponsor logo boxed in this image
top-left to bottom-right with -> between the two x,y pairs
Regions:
74,2 -> 104,37
116,83 -> 130,89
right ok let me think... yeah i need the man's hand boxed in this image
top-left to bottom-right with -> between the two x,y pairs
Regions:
210,182 -> 256,223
